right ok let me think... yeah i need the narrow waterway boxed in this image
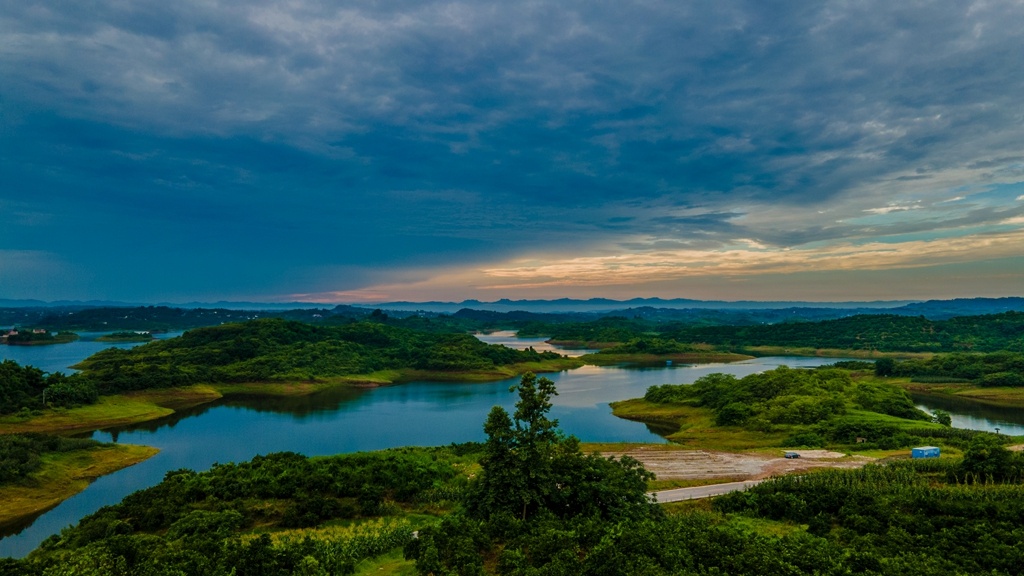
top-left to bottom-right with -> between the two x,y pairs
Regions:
4,332 -> 1022,558
0,344 -> 839,557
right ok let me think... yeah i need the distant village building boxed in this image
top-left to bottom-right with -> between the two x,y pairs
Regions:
911,446 -> 941,459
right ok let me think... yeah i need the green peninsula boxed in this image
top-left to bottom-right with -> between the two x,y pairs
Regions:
1,319 -> 582,434
95,331 -> 154,343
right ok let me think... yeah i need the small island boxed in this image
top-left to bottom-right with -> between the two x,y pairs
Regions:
1,329 -> 78,346
0,434 -> 158,531
95,330 -> 155,343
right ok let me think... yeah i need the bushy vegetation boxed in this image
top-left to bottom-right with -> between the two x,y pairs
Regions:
5,375 -> 658,575
0,360 -> 98,415
642,366 -> 941,449
516,316 -> 650,344
595,337 -> 695,355
668,312 -> 1024,352
73,318 -> 564,394
881,351 -> 1024,385
518,311 -> 1024,354
7,372 -> 1024,575
714,446 -> 1024,575
0,434 -> 101,484
407,373 -> 658,575
3,331 -> 77,345
647,367 -> 927,425
6,447 -> 473,575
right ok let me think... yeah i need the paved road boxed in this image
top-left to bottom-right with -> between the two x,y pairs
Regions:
651,479 -> 764,503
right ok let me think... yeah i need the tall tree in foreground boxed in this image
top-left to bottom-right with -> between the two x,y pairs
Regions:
409,372 -> 657,575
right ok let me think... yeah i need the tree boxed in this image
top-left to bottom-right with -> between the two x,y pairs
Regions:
957,435 -> 1022,483
413,373 -> 656,574
469,372 -> 560,521
874,358 -> 896,377
932,409 -> 952,427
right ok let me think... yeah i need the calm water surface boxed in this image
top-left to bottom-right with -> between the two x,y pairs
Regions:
914,394 -> 1024,436
4,333 -> 1022,557
0,332 -> 184,373
474,330 -> 599,357
0,337 -> 841,557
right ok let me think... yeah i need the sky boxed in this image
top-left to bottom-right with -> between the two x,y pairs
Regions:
2,1 -> 1023,304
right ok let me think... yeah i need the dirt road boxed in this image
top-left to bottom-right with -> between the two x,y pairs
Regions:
653,480 -> 765,502
601,447 -> 874,483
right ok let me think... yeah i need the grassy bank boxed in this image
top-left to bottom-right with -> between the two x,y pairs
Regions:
610,399 -> 790,451
4,333 -> 79,346
95,333 -> 154,343
898,380 -> 1024,407
547,339 -> 619,349
0,443 -> 158,531
0,358 -> 584,436
581,351 -> 753,366
737,346 -> 933,359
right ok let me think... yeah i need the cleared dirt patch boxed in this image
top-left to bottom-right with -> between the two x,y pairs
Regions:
602,447 -> 874,481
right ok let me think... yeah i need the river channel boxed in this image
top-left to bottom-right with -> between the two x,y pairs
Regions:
0,332 -> 1020,557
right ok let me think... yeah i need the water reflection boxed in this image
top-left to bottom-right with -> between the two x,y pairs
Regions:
474,330 -> 598,357
0,353 -> 844,557
913,393 -> 1024,436
0,331 -> 184,373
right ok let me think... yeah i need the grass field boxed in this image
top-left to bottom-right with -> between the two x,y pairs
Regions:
0,358 -> 585,437
0,443 -> 158,530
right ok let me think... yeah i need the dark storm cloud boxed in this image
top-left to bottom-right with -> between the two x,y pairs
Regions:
2,1 -> 1024,299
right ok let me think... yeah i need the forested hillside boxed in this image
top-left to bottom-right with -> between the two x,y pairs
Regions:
74,318 -> 566,393
523,312 -> 1024,353
668,312 -> 1024,352
6,374 -> 1024,575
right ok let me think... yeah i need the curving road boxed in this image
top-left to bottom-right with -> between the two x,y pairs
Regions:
651,479 -> 764,503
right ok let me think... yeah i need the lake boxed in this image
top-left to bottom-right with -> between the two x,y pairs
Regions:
2,333 -> 1023,558
0,331 -> 184,373
913,393 -> 1024,436
0,334 -> 841,557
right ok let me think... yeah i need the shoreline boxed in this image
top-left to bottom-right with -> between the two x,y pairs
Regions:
0,443 -> 159,534
0,358 -> 586,437
899,381 -> 1024,408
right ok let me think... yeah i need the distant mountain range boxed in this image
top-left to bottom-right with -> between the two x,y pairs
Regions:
2,296 -> 1024,318
364,297 -> 1024,317
367,297 -> 919,313
2,295 -> 1023,322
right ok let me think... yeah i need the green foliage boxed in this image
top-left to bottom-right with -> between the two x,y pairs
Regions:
17,447 -> 470,575
979,371 -> 1024,387
597,337 -> 693,355
466,373 -> 655,524
931,409 -> 952,427
0,360 -> 47,414
0,360 -> 97,414
714,461 -> 1024,575
74,319 -> 564,394
0,434 -> 101,484
668,311 -> 1024,352
648,366 -> 929,431
956,435 -> 1024,483
783,432 -> 826,448
890,350 -> 1024,384
4,330 -> 77,344
849,380 -> 924,419
520,316 -> 650,343
874,357 -> 895,376
411,373 -> 658,575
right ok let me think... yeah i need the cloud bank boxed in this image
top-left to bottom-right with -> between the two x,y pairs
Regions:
2,1 -> 1023,301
